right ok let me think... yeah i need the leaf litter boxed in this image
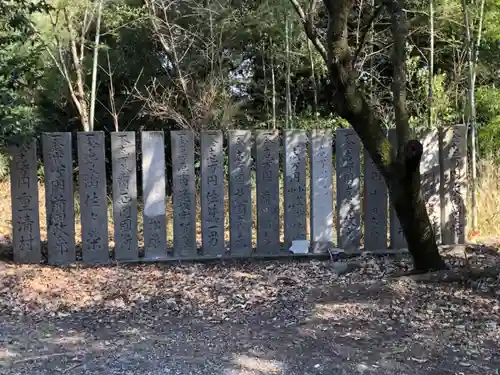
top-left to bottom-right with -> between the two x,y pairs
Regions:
0,246 -> 499,374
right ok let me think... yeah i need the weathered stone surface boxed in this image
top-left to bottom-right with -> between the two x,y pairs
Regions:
336,128 -> 361,250
256,130 -> 280,254
42,133 -> 75,264
420,129 -> 442,245
201,131 -> 225,256
441,125 -> 467,244
141,131 -> 167,257
9,139 -> 41,264
363,149 -> 388,250
228,130 -> 253,255
111,132 -> 138,260
284,130 -> 307,249
388,128 -> 408,249
78,132 -> 109,264
310,129 -> 333,252
171,131 -> 196,257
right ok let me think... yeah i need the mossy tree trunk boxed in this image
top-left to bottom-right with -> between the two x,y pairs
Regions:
289,0 -> 447,272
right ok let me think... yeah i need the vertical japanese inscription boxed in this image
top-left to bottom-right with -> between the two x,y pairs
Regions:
112,132 -> 138,260
336,128 -> 361,250
9,139 -> 41,263
420,129 -> 442,245
363,148 -> 388,250
441,125 -> 467,244
388,129 -> 408,249
201,131 -> 225,256
172,131 -> 196,257
256,130 -> 280,254
43,133 -> 75,264
309,130 -> 333,253
77,132 -> 108,264
141,131 -> 167,257
284,130 -> 307,248
228,131 -> 252,255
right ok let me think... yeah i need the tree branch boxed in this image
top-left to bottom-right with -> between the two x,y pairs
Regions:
353,4 -> 384,67
64,8 -> 90,131
288,0 -> 327,63
324,0 -> 353,71
383,0 -> 409,155
31,14 -> 85,125
290,0 -> 396,180
144,0 -> 194,117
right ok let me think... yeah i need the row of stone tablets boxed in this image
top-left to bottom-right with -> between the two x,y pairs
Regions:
387,125 -> 468,248
9,126 -> 466,265
224,126 -> 466,252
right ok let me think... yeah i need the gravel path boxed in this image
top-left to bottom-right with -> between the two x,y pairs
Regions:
1,249 -> 499,374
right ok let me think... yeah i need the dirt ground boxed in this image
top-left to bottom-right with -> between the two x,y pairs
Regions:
1,247 -> 499,375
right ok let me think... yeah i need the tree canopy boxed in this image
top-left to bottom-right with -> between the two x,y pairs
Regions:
0,0 -> 498,145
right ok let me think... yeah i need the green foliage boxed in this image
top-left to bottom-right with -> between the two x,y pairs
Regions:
476,86 -> 500,162
0,0 -> 49,148
0,0 -> 499,167
399,50 -> 459,132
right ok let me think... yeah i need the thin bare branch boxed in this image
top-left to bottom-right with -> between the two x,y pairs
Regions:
288,0 -> 328,63
353,4 -> 384,66
89,0 -> 104,132
64,8 -> 90,131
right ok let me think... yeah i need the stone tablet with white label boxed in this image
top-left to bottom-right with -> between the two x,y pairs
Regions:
112,132 -> 138,260
310,129 -> 333,252
10,139 -> 41,263
78,132 -> 109,264
141,131 -> 167,257
43,133 -> 75,264
284,130 -> 307,249
201,131 -> 225,256
256,130 -> 280,254
336,128 -> 361,250
441,125 -> 467,244
228,130 -> 253,255
172,131 -> 197,257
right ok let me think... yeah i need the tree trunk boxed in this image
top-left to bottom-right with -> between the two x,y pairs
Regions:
307,39 -> 318,116
391,141 -> 447,271
271,39 -> 276,130
285,14 -> 292,129
428,0 -> 434,129
335,81 -> 446,272
289,0 -> 447,272
89,0 -> 103,132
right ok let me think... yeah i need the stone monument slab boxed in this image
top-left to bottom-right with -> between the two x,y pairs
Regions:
171,131 -> 196,257
388,129 -> 407,249
111,132 -> 138,260
441,125 -> 467,244
78,132 -> 109,263
228,130 -> 253,255
256,130 -> 280,254
310,129 -> 333,252
201,131 -> 225,256
284,130 -> 307,249
420,129 -> 442,244
336,128 -> 361,250
43,133 -> 75,264
10,139 -> 41,263
363,149 -> 388,250
141,131 -> 167,257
